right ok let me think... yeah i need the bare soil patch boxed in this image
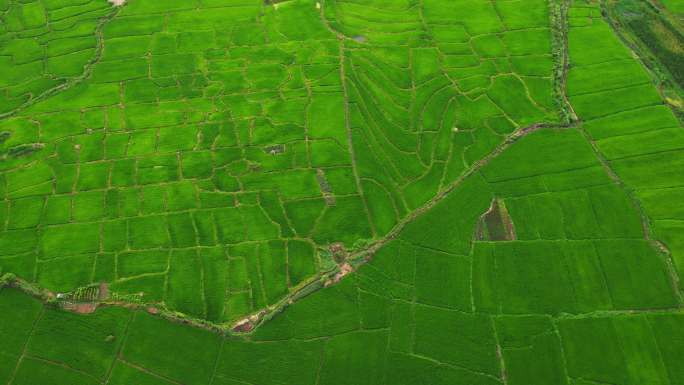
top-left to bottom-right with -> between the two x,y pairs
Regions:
64,302 -> 98,314
476,199 -> 517,241
98,283 -> 109,300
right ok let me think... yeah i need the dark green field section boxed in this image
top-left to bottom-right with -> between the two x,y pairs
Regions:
1,0 -> 684,383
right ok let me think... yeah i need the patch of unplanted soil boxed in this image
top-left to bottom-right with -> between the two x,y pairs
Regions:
64,302 -> 98,314
232,321 -> 254,333
325,263 -> 354,287
330,244 -> 347,262
108,0 -> 126,6
98,283 -> 109,300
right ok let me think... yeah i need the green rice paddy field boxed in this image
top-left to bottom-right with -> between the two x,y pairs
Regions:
1,0 -> 684,383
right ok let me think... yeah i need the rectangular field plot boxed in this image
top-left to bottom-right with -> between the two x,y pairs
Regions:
495,315 -> 567,385
122,311 -> 221,385
473,240 -> 677,314
26,307 -> 130,380
558,314 -> 680,385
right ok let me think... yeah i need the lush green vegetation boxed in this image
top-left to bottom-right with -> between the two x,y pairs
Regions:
1,0 -> 684,383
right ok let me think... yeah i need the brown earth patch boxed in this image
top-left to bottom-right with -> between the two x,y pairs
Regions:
232,320 -> 254,333
325,263 -> 354,287
476,199 -> 517,241
98,283 -> 109,300
63,302 -> 98,314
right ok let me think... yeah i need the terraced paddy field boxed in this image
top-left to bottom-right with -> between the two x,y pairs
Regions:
1,0 -> 684,384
